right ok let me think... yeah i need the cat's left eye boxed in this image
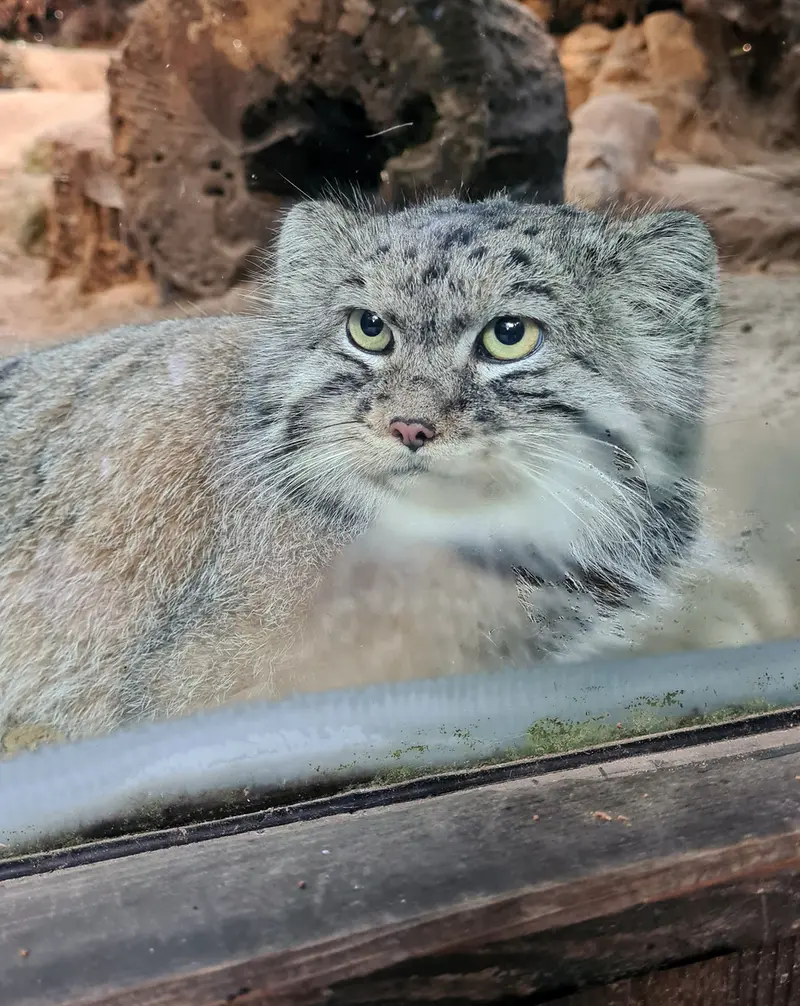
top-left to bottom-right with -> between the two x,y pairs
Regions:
347,309 -> 394,353
478,315 -> 543,361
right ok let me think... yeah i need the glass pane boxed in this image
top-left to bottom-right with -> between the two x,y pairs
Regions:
1,0 -> 799,856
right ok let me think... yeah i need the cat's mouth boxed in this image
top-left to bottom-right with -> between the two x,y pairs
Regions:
380,456 -> 522,509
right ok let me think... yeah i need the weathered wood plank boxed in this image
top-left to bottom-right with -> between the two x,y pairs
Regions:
2,727 -> 800,1006
557,937 -> 800,1006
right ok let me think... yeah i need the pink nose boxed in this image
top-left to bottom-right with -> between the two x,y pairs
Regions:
388,417 -> 437,451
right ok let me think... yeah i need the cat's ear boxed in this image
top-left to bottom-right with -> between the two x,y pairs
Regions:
603,209 -> 719,347
274,199 -> 358,285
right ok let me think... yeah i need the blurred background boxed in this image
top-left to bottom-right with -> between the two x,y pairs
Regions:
0,0 -> 798,353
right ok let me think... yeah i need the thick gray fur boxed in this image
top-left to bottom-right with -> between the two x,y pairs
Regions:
0,195 -> 768,741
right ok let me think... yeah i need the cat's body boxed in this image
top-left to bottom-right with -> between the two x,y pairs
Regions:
0,197 -> 785,741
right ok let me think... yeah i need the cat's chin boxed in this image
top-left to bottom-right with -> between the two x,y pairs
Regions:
363,463 -> 572,571
359,489 -> 573,581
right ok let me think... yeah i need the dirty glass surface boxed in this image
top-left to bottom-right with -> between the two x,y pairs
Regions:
1,0 -> 799,856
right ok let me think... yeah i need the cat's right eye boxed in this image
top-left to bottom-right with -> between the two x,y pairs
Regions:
478,315 -> 543,362
346,309 -> 394,353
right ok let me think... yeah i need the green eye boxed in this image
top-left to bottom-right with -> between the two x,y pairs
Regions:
479,315 -> 543,361
346,309 -> 393,353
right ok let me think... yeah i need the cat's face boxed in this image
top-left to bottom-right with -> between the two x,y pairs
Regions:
246,197 -> 717,566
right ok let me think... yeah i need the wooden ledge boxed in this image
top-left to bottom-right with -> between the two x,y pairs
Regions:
2,723 -> 800,1005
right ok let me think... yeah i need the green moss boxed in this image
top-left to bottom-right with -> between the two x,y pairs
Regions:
22,139 -> 54,175
524,698 -> 773,757
17,202 -> 48,255
369,698 -> 777,786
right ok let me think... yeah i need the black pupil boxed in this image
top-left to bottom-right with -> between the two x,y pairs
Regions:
494,316 -> 525,345
360,312 -> 384,338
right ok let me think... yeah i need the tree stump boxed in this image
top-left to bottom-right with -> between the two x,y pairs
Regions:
45,111 -> 149,293
107,0 -> 569,299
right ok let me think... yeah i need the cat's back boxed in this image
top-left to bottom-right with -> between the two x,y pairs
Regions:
0,313 -> 250,539
0,313 -> 255,622
0,313 -> 264,736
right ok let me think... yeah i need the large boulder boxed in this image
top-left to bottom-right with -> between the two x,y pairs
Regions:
565,93 -> 660,208
107,0 -> 569,298
587,14 -> 709,151
557,23 -> 612,112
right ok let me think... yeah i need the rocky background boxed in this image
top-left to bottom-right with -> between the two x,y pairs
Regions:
0,0 -> 799,351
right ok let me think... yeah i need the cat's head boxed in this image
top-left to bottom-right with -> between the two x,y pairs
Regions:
243,196 -> 718,569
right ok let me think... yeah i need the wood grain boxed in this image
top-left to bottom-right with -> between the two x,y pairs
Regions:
2,725 -> 800,1006
559,937 -> 800,1005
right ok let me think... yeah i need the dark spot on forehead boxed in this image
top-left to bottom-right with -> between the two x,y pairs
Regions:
509,279 -> 554,299
508,249 -> 531,268
368,242 -> 391,262
345,274 -> 365,288
447,276 -> 466,296
421,262 -> 447,284
522,225 -> 540,238
439,226 -> 474,250
419,318 -> 438,340
467,246 -> 487,261
492,218 -> 513,231
450,314 -> 468,333
475,407 -> 500,424
403,247 -> 418,261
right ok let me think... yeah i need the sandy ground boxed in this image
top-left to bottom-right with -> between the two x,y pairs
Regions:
703,273 -> 800,609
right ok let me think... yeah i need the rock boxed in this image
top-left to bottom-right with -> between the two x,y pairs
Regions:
565,93 -> 660,208
0,1 -> 139,44
41,111 -> 148,293
0,40 -> 111,92
519,0 -> 553,25
643,11 -> 708,89
107,0 -> 569,298
0,41 -> 32,87
637,158 -> 800,267
586,14 -> 710,151
557,23 -> 613,113
0,170 -> 51,261
641,11 -> 709,146
58,0 -> 139,46
0,722 -> 63,757
590,24 -> 652,101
